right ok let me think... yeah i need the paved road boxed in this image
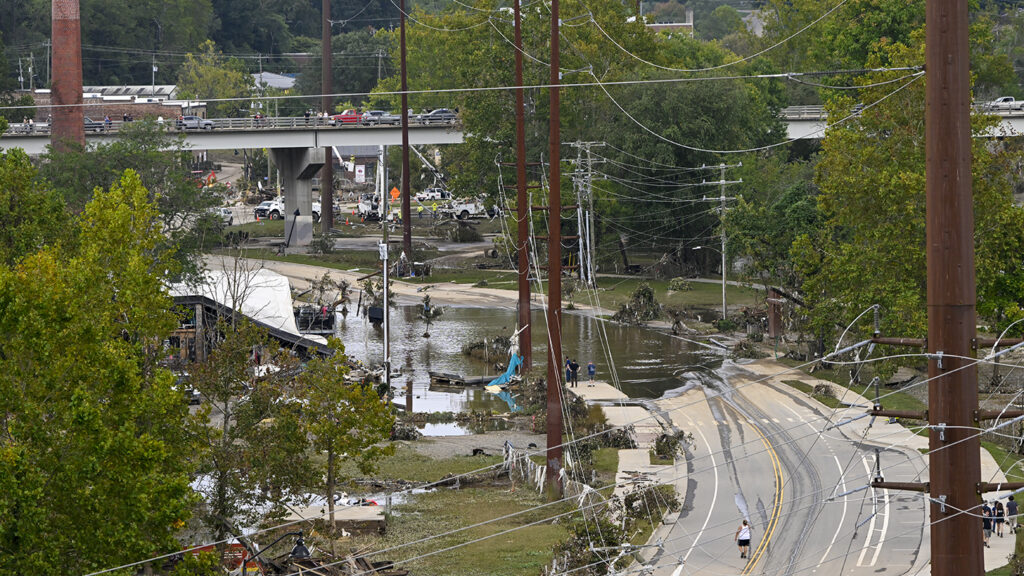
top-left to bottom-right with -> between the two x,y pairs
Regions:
650,363 -> 927,576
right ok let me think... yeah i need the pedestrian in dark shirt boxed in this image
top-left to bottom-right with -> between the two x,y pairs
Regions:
983,503 -> 993,548
996,500 -> 1006,537
1009,496 -> 1019,534
570,359 -> 580,387
565,356 -> 572,387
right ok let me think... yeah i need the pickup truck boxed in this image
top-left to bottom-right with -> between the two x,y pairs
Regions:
439,199 -> 497,220
254,198 -> 322,222
415,188 -> 451,202
987,97 -> 1024,111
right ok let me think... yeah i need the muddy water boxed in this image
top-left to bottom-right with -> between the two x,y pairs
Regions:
334,306 -> 720,414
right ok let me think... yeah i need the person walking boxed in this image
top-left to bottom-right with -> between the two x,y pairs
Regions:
1008,495 -> 1019,534
587,361 -> 596,385
565,356 -> 573,388
996,500 -> 1006,537
983,503 -> 993,548
735,520 -> 752,559
570,359 -> 580,387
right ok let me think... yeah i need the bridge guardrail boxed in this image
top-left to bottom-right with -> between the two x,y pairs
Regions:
1,115 -> 461,136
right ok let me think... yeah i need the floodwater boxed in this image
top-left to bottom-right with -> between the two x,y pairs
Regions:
333,306 -> 722,418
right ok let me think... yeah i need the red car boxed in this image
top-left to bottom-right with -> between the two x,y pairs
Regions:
329,109 -> 361,126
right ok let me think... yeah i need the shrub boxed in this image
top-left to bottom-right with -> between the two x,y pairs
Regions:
668,277 -> 692,291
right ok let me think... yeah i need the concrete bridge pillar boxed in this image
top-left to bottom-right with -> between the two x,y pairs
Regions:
270,148 -> 324,247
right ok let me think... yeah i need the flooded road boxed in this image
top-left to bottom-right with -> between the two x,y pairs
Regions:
334,306 -> 721,414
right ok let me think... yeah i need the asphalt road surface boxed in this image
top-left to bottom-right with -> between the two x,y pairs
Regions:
650,363 -> 927,576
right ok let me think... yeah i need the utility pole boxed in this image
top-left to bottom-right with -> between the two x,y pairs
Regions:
546,0 -> 563,496
400,0 -> 412,258
868,2 -> 1024,574
568,141 -> 604,288
17,59 -> 24,91
700,163 -> 740,322
922,0 -> 978,572
513,0 -> 532,370
321,0 -> 335,232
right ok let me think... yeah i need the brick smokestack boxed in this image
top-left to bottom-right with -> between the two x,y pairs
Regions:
51,0 -> 85,150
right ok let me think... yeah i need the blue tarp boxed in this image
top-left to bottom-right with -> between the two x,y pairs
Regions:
487,354 -> 522,388
486,354 -> 523,412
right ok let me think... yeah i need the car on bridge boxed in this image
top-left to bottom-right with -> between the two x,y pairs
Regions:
361,110 -> 400,126
987,96 -> 1024,111
417,108 -> 457,125
176,115 -> 215,130
84,117 -> 106,132
329,109 -> 361,125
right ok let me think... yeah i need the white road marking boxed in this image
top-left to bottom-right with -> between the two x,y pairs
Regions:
818,454 -> 848,567
683,425 -> 719,564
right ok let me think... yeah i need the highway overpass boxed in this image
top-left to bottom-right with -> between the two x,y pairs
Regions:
0,116 -> 465,155
782,104 -> 1024,139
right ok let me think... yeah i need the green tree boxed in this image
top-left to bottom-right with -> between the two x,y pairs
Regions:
698,5 -> 745,41
187,320 -> 312,545
0,149 -> 70,265
793,41 -> 1024,346
177,40 -> 255,118
41,119 -> 223,281
295,338 -> 394,542
0,170 -> 198,575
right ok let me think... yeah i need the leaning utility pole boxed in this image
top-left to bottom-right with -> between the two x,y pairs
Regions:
321,0 -> 335,232
545,0 -> 564,495
513,0 -> 532,370
400,0 -> 413,258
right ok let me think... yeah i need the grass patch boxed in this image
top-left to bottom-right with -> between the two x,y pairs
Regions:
776,358 -> 930,436
591,278 -> 760,313
593,448 -> 619,476
779,379 -> 843,409
344,487 -> 569,576
337,446 -> 503,484
405,268 -> 517,287
982,441 -> 1024,483
649,449 -> 674,465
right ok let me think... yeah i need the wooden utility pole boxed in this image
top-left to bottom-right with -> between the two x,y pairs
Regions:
924,0 -> 981,573
400,0 -> 413,258
514,0 -> 531,370
321,0 -> 334,232
545,0 -> 563,494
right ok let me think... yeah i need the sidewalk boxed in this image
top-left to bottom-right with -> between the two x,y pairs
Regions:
567,381 -> 680,504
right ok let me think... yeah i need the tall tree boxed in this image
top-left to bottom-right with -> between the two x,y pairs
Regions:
295,338 -> 394,543
177,40 -> 255,118
793,41 -> 1024,345
0,170 -> 199,576
41,120 -> 223,281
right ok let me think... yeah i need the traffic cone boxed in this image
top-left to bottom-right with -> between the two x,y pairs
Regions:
346,217 -> 350,226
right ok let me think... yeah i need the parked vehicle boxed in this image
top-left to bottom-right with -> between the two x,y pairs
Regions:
361,110 -> 400,126
439,199 -> 490,220
418,108 -> 457,125
254,198 -> 321,222
329,109 -> 362,125
987,96 -> 1024,111
176,115 -> 215,130
210,207 -> 234,226
415,188 -> 451,202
